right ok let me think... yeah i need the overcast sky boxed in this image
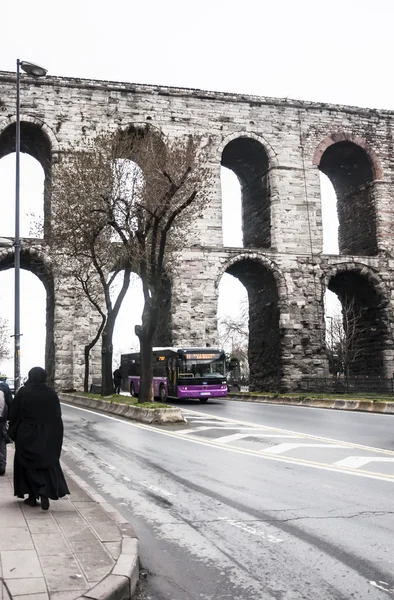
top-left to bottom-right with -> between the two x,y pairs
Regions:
1,0 -> 391,377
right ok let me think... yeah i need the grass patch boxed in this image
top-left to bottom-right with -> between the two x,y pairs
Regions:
230,391 -> 394,403
74,392 -> 173,409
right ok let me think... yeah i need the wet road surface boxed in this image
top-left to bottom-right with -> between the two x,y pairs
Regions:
61,400 -> 394,599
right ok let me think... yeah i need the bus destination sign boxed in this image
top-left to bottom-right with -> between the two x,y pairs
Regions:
186,353 -> 219,360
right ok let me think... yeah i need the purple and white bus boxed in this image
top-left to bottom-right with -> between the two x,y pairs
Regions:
120,347 -> 228,402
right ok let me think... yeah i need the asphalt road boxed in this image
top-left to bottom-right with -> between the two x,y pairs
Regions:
168,397 -> 394,450
60,400 -> 394,599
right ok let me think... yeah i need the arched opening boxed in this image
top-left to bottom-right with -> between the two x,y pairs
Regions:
0,122 -> 51,238
318,141 -> 377,256
112,273 -> 143,367
221,138 -> 271,249
112,271 -> 172,370
0,153 -> 45,238
220,168 -> 243,247
0,259 -> 50,383
218,273 -> 249,382
326,269 -> 389,378
320,173 -> 339,254
218,258 -> 281,390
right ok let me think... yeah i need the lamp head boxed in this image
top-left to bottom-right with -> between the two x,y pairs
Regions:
20,61 -> 47,78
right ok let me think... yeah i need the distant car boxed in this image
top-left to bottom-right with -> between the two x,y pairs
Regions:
6,378 -> 15,394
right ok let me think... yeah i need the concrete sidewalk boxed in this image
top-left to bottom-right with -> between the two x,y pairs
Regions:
0,447 -> 139,600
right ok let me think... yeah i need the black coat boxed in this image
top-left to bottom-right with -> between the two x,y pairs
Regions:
8,382 -> 64,469
0,382 -> 13,421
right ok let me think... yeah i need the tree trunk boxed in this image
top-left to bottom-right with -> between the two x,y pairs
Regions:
101,319 -> 115,396
136,325 -> 154,403
84,315 -> 106,393
84,345 -> 90,393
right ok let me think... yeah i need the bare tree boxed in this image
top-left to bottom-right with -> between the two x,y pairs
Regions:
218,300 -> 249,376
52,128 -> 211,399
326,297 -> 367,378
0,316 -> 11,364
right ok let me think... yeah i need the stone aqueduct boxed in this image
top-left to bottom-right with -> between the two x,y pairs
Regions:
1,70 -> 394,390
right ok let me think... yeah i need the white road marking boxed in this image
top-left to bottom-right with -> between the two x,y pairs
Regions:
61,403 -> 394,483
335,457 -> 394,469
176,426 -> 217,434
140,481 -> 176,497
181,407 -> 394,455
217,433 -> 301,444
218,517 -> 283,543
369,580 -> 394,594
179,426 -> 297,435
264,443 -> 349,455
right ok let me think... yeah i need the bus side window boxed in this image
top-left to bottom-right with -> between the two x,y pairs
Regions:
154,356 -> 166,378
166,358 -> 176,385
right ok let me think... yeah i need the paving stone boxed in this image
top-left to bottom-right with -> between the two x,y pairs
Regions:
28,520 -> 63,534
1,550 -> 44,578
0,527 -> 34,551
12,593 -> 49,600
102,542 -> 121,560
71,502 -> 95,509
75,550 -> 114,582
5,577 -> 47,596
53,516 -> 88,537
121,538 -> 138,556
39,554 -> 88,592
32,532 -> 71,556
0,509 -> 26,528
67,529 -> 103,555
21,509 -> 54,522
0,580 -> 12,600
49,591 -> 89,600
76,506 -> 114,524
85,521 -> 120,544
49,500 -> 75,513
82,574 -> 129,600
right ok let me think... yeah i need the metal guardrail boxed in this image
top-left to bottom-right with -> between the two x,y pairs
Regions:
300,377 -> 394,395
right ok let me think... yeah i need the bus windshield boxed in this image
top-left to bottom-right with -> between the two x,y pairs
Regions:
179,353 -> 225,379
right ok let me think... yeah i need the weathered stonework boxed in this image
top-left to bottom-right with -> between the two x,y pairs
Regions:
1,71 -> 394,390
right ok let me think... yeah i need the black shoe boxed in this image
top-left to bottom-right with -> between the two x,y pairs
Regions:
0,469 -> 5,476
41,496 -> 50,511
24,496 -> 38,507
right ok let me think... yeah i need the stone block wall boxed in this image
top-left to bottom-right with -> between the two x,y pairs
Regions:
1,71 -> 394,389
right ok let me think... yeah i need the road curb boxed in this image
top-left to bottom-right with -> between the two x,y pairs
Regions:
59,392 -> 185,423
61,463 -> 140,600
227,393 -> 394,414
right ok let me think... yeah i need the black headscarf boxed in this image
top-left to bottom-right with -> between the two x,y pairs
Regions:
27,367 -> 47,384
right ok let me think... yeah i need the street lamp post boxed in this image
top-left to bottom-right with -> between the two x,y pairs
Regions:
14,59 -> 47,393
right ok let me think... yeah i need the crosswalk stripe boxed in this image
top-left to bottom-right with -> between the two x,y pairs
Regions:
334,457 -> 394,469
216,433 -> 302,444
263,443 -> 349,455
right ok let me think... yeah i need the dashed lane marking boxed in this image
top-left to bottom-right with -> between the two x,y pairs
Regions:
264,443 -> 349,455
218,517 -> 283,543
335,456 -> 394,469
216,433 -> 301,444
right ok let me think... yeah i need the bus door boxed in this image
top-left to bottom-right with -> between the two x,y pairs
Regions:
166,357 -> 177,397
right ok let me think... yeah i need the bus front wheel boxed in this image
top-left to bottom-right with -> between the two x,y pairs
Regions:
159,385 -> 167,402
130,383 -> 138,398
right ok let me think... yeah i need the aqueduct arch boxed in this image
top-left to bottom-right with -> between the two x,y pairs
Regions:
1,70 -> 394,390
0,118 -> 57,238
216,253 -> 288,390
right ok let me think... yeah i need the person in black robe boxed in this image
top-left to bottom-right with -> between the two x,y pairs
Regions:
113,367 -> 122,394
8,366 -> 69,510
